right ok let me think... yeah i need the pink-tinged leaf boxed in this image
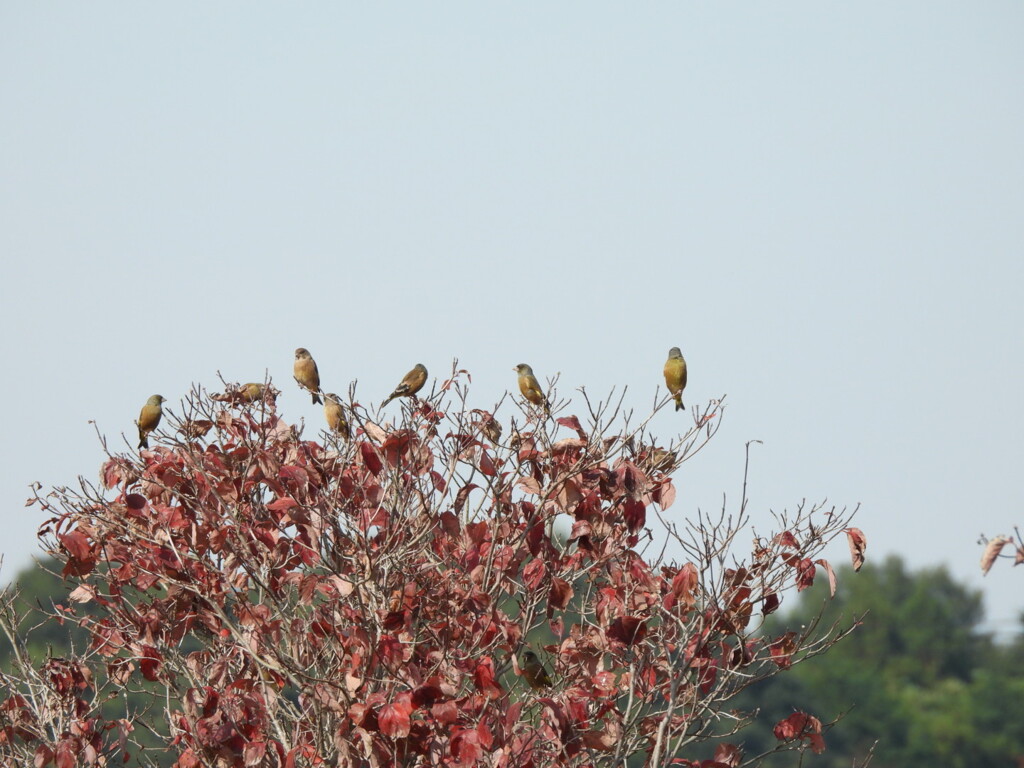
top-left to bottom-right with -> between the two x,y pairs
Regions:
714,742 -> 743,767
244,741 -> 267,767
814,559 -> 837,597
55,743 -> 74,768
59,531 -> 91,561
555,478 -> 582,512
523,559 -> 546,591
432,700 -> 459,724
517,476 -> 542,495
981,535 -> 1011,575
654,479 -> 676,510
379,698 -> 412,739
671,563 -> 699,609
1016,546 -> 1024,566
451,728 -> 483,768
267,497 -> 299,512
556,415 -> 587,439
568,519 -> 592,542
473,658 -> 502,700
362,420 -> 388,443
68,584 -> 96,603
34,744 -> 54,768
845,527 -> 867,571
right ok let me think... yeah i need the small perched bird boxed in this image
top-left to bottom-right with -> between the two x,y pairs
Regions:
663,347 -> 688,411
293,348 -> 322,404
514,364 -> 550,415
323,393 -> 351,439
382,364 -> 428,407
240,382 -> 265,403
137,395 -> 166,449
480,413 -> 502,445
521,650 -> 553,690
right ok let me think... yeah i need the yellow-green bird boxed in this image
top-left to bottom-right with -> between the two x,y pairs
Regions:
521,650 -> 553,690
240,382 -> 265,403
137,394 -> 166,449
324,393 -> 351,439
663,347 -> 687,411
382,364 -> 428,407
514,363 -> 550,415
293,348 -> 323,405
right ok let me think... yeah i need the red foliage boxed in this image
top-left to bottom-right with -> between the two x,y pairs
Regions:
13,376 -> 859,767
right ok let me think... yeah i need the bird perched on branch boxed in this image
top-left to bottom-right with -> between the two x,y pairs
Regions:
240,382 -> 265,403
293,348 -> 322,404
382,364 -> 428,407
663,347 -> 688,411
521,650 -> 553,690
136,395 -> 166,449
514,363 -> 550,415
324,393 -> 350,439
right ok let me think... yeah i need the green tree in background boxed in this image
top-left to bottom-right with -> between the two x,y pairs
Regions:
732,555 -> 1024,768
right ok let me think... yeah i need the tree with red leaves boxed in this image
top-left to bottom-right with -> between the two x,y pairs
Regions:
2,367 -> 864,767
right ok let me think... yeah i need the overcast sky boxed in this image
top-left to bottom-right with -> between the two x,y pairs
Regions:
2,3 -> 1022,635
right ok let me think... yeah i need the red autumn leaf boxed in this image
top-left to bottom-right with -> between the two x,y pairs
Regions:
671,563 -> 699,607
623,498 -> 646,532
139,646 -> 162,681
125,493 -> 147,511
450,728 -> 483,768
773,531 -> 799,549
379,697 -> 413,739
609,616 -> 647,646
267,497 -> 299,512
568,519 -> 592,542
68,584 -> 96,604
359,442 -> 383,476
244,741 -> 267,767
517,476 -> 542,495
59,531 -> 91,561
523,559 -> 547,591
980,535 -> 1011,575
845,527 -> 867,571
815,558 -> 837,596
453,483 -> 479,515
794,558 -> 815,591
713,742 -> 743,767
653,479 -> 676,510
556,415 -> 587,439
773,712 -> 825,754
762,592 -> 780,615
548,578 -> 574,611
478,448 -> 497,476
473,658 -> 502,700
769,632 -> 798,669
432,700 -> 459,724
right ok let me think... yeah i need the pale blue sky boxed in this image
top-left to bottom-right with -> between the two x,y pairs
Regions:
2,3 -> 1022,633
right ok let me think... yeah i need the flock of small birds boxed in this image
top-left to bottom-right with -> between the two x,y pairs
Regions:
135,347 -> 688,451
132,346 -> 688,688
